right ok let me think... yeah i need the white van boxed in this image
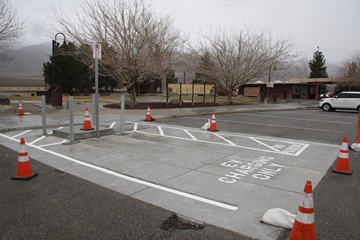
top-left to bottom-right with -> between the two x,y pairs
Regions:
319,91 -> 360,111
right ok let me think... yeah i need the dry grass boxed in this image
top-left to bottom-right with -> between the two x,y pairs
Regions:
0,77 -> 258,104
5,92 -> 258,104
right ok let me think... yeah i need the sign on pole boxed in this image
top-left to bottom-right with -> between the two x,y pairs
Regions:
266,82 -> 274,88
93,41 -> 101,138
93,42 -> 102,59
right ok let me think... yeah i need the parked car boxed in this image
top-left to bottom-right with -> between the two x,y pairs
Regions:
319,91 -> 360,112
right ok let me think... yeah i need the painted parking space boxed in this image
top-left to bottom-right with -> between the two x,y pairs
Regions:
0,122 -> 339,240
129,121 -> 309,156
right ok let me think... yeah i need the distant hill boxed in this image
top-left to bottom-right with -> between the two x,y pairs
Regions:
0,43 -> 51,76
0,43 -> 340,84
326,62 -> 339,77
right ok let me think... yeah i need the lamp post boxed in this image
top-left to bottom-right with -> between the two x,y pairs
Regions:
52,33 -> 67,83
267,65 -> 276,103
51,33 -> 67,107
267,66 -> 271,103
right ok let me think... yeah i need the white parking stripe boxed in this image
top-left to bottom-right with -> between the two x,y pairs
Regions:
136,130 -> 304,156
109,122 -> 116,128
38,140 -> 67,147
130,121 -> 309,156
0,133 -> 238,211
12,130 -> 32,138
214,133 -> 237,146
184,129 -> 197,140
29,135 -> 46,145
186,117 -> 329,132
158,126 -> 164,136
249,137 -> 280,152
273,111 -> 358,120
236,113 -> 353,125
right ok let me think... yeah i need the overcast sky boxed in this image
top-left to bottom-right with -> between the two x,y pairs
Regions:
12,0 -> 360,64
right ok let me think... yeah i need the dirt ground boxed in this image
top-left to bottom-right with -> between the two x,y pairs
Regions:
103,101 -> 242,110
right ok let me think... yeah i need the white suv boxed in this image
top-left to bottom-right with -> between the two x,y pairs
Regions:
319,91 -> 360,112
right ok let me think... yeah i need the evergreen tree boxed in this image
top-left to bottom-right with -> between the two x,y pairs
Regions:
194,52 -> 216,84
308,47 -> 329,78
43,42 -> 118,94
43,42 -> 91,93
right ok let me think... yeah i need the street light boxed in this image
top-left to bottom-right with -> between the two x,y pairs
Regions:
52,33 -> 67,85
51,32 -> 67,107
267,65 -> 277,103
52,32 -> 67,57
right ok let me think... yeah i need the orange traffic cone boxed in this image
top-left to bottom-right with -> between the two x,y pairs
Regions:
332,137 -> 352,175
17,101 -> 24,115
350,111 -> 360,151
81,107 -> 94,130
145,105 -> 155,121
289,180 -> 316,240
11,138 -> 38,180
208,112 -> 219,132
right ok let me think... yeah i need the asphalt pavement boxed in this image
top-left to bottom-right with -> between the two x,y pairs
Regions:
1,99 -> 359,240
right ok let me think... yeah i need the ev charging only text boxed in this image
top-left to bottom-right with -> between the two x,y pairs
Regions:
218,156 -> 285,183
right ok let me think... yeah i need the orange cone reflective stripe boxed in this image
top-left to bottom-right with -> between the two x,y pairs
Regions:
12,138 -> 38,180
289,180 -> 316,240
81,107 -> 94,130
18,101 -> 24,115
145,105 -> 155,121
208,112 -> 219,132
332,137 -> 352,175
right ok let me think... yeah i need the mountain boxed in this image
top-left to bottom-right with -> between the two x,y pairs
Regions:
326,62 -> 339,77
0,43 -> 51,76
0,43 -> 340,82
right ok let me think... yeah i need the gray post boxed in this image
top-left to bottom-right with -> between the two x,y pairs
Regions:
192,83 -> 194,106
63,96 -> 79,145
41,95 -> 46,135
203,83 -> 206,105
179,82 -> 182,106
121,95 -> 125,135
166,82 -> 169,106
92,94 -> 96,124
213,84 -> 216,104
95,58 -> 100,138
69,96 -> 75,142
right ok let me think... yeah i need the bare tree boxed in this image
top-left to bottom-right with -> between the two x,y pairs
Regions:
0,0 -> 25,64
192,27 -> 295,102
52,0 -> 184,104
146,15 -> 185,95
337,50 -> 360,87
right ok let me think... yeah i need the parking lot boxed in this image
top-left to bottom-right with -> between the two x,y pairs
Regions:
1,104 -> 359,240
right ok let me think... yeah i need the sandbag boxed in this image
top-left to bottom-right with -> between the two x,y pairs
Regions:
260,208 -> 295,229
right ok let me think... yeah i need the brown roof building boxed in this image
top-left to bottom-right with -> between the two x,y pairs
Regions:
238,77 -> 355,101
